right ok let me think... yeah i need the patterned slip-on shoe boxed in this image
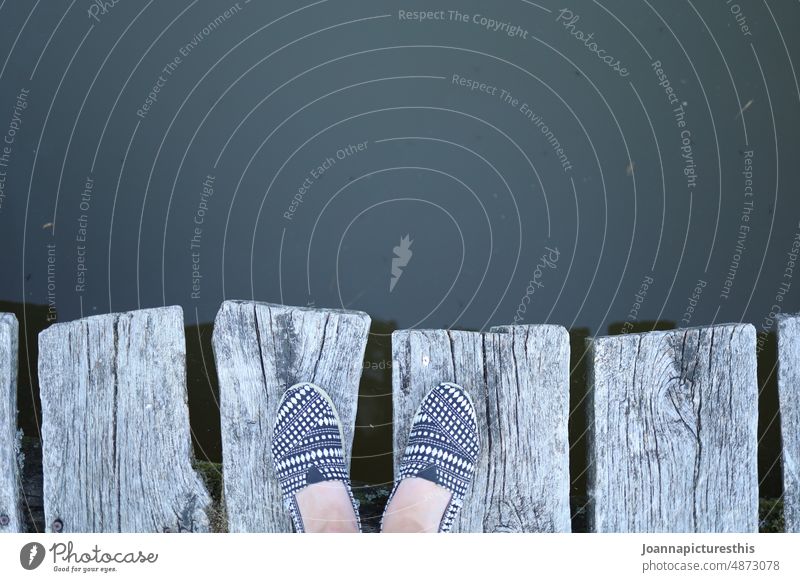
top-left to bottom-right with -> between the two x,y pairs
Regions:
381,381 -> 480,533
271,382 -> 361,533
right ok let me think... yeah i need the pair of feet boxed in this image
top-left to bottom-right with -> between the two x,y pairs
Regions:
271,382 -> 480,533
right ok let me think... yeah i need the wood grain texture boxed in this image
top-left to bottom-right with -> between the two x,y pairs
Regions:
587,324 -> 758,532
777,314 -> 800,533
392,325 -> 571,532
213,300 -> 370,532
38,306 -> 211,533
0,313 -> 22,533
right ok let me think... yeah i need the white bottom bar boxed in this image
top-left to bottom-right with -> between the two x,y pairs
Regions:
1,533 -> 798,581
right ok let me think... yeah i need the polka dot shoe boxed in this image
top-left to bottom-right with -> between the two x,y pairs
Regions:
271,382 -> 361,533
382,382 -> 480,533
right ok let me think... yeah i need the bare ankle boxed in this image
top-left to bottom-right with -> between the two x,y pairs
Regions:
382,512 -> 438,533
381,478 -> 451,533
295,481 -> 359,533
308,511 -> 360,533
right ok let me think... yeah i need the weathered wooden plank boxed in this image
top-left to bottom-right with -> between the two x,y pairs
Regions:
392,325 -> 571,532
777,313 -> 800,533
38,306 -> 211,533
213,300 -> 370,532
587,324 -> 758,532
0,313 -> 22,533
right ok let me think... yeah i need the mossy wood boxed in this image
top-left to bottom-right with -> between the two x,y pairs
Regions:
0,314 -> 22,533
391,325 -> 572,532
587,324 -> 758,532
213,301 -> 370,532
777,314 -> 800,533
38,307 -> 211,533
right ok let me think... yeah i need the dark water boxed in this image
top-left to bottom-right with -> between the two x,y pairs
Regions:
0,1 -> 798,501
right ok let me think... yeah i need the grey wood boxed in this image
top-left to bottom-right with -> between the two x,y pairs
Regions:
777,313 -> 800,533
38,306 -> 211,533
392,325 -> 571,532
0,313 -> 22,533
213,300 -> 371,532
587,323 -> 758,532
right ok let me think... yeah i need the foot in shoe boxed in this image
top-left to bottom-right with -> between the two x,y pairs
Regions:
271,382 -> 361,533
381,382 -> 480,533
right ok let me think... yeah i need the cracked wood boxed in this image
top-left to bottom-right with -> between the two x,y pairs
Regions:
778,314 -> 800,532
213,301 -> 370,532
587,324 -> 758,532
392,325 -> 571,532
38,307 -> 211,532
0,313 -> 22,533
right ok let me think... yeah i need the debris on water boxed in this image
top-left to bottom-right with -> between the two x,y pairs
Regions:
736,98 -> 754,119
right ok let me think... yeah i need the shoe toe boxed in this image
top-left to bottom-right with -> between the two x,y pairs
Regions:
399,383 -> 480,493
